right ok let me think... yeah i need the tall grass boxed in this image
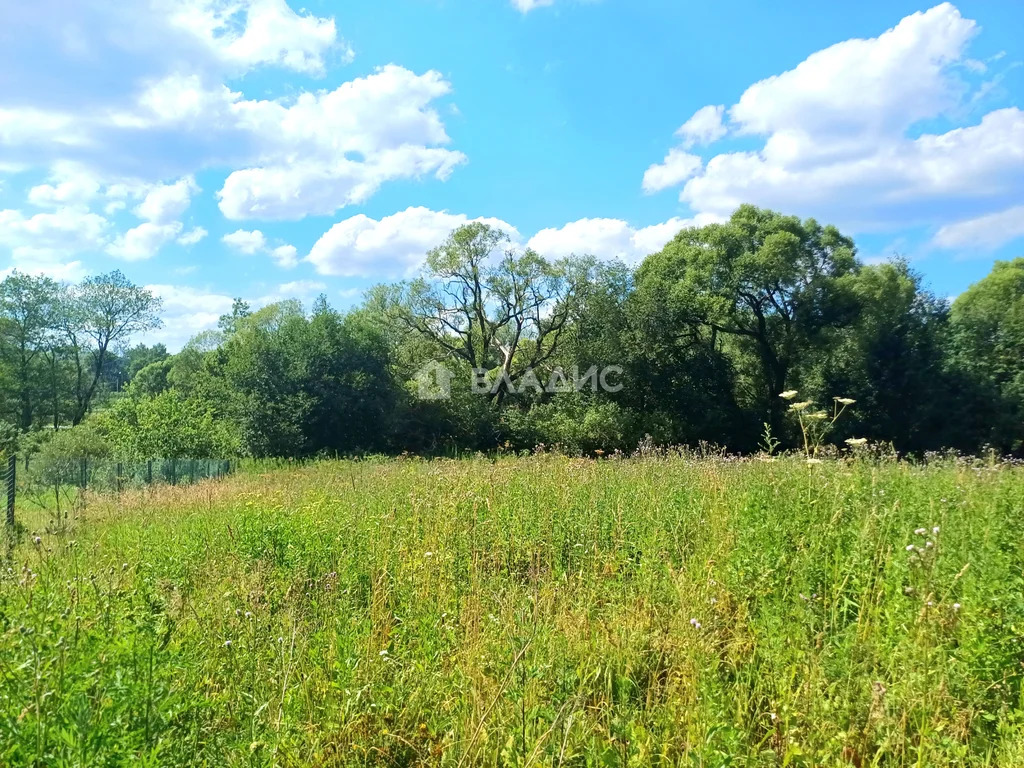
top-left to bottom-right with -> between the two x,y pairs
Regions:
2,454 -> 1023,766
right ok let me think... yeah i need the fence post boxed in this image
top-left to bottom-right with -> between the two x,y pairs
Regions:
6,455 -> 15,528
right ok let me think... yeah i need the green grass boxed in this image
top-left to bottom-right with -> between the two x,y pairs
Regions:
2,454 -> 1024,766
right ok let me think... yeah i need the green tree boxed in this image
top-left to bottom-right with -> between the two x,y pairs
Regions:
950,258 -> 1024,452
387,223 -> 590,404
0,271 -> 61,429
635,205 -> 858,435
63,271 -> 162,425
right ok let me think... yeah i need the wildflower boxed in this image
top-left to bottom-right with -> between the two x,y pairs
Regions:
903,586 -> 914,595
953,603 -> 961,612
845,438 -> 868,447
121,563 -> 128,570
834,397 -> 856,405
32,536 -> 41,546
914,527 -> 927,535
244,611 -> 253,619
235,609 -> 241,617
424,551 -> 434,558
905,544 -> 915,552
770,712 -> 778,722
779,390 -> 799,400
379,649 -> 389,657
806,458 -> 823,465
790,401 -> 813,412
709,597 -> 717,605
932,526 -> 940,535
925,541 -> 933,548
808,410 -> 828,420
689,618 -> 702,629
224,640 -> 232,649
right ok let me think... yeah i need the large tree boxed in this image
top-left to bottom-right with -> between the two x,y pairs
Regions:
0,272 -> 61,428
64,271 -> 162,425
389,223 -> 590,403
634,205 -> 859,434
950,257 -> 1024,452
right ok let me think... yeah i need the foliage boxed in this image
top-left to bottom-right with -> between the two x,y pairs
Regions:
951,258 -> 1024,452
102,390 -> 239,460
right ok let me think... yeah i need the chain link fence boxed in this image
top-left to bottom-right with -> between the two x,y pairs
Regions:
4,455 -> 235,528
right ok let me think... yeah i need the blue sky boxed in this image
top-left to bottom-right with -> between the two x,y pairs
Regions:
1,0 -> 1022,349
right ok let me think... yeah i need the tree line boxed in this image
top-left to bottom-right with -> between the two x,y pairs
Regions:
2,205 -> 1022,460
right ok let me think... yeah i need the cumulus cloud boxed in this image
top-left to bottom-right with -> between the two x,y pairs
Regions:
642,149 -> 702,194
0,3 -> 461,222
934,204 -> 1024,250
676,105 -> 727,148
216,66 -> 465,219
0,208 -> 109,275
165,0 -> 344,76
222,228 -> 298,266
527,214 -> 721,263
222,229 -> 268,254
307,206 -> 519,278
643,4 -> 1024,234
270,244 -> 299,268
134,177 -> 199,224
107,222 -> 184,261
177,226 -> 208,246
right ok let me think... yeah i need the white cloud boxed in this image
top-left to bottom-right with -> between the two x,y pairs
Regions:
177,226 -> 208,246
527,214 -> 720,263
270,244 -> 299,268
27,165 -> 102,209
511,0 -> 556,12
166,0 -> 344,76
307,206 -> 518,277
642,148 -> 702,194
107,222 -> 184,261
222,228 -> 267,254
216,66 -> 466,220
1,5 -> 460,221
135,176 -> 199,224
676,105 -> 727,148
644,4 -> 1024,234
934,204 -> 1024,250
222,228 -> 298,266
0,208 -> 109,272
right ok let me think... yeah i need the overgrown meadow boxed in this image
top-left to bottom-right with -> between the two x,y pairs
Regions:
2,454 -> 1024,766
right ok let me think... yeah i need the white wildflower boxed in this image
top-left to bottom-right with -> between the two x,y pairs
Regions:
779,390 -> 798,400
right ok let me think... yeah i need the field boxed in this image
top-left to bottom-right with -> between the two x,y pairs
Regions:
2,455 -> 1024,767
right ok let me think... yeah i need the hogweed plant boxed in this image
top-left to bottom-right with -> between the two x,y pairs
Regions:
779,389 -> 864,460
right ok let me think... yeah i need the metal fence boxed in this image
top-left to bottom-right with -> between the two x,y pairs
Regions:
4,455 -> 235,528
